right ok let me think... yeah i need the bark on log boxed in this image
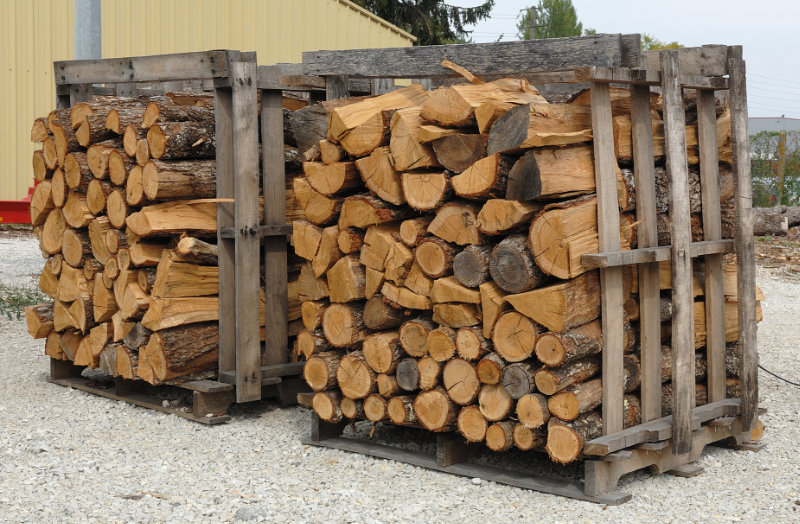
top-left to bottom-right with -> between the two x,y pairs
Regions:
146,121 -> 215,160
432,133 -> 488,173
142,160 -> 216,201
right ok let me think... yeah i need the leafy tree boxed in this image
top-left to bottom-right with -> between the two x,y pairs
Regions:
352,0 -> 495,46
516,0 -> 585,40
751,130 -> 800,206
641,33 -> 683,51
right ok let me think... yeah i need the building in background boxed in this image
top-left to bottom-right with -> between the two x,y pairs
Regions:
749,116 -> 800,134
0,0 -> 414,201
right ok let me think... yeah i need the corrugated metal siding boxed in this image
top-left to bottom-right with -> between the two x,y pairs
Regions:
0,0 -> 412,200
1,0 -> 74,200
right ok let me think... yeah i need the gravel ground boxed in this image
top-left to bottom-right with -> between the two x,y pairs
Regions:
1,230 -> 799,523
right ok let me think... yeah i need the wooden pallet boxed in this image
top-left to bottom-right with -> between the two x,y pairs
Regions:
301,397 -> 763,503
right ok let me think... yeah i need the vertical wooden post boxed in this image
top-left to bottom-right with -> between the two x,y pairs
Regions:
630,83 -> 662,422
370,78 -> 395,94
215,85 -> 236,378
325,76 -> 350,100
590,81 -> 624,436
727,47 -> 758,432
697,89 -> 726,403
69,84 -> 92,104
260,66 -> 289,367
231,60 -> 262,403
660,49 -> 694,455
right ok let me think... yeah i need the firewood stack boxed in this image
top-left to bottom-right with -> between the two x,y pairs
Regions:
25,92 -> 305,386
296,79 -> 763,463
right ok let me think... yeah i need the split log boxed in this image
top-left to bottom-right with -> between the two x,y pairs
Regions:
337,227 -> 364,255
87,179 -> 112,215
56,265 -> 90,303
123,126 -> 141,156
354,147 -> 405,205
126,200 -> 217,238
327,84 -> 428,142
403,263 -> 432,298
413,387 -> 456,432
136,139 -> 150,166
457,405 -> 488,443
120,283 -> 151,320
318,140 -> 344,164
339,108 -> 392,158
141,296 -> 221,331
534,357 -> 599,396
293,220 -> 323,261
311,225 -> 342,277
142,160 -> 216,200
401,171 -> 452,211
377,374 -> 401,397
151,253 -> 218,298
298,263 -> 329,301
31,118 -> 49,143
491,311 -> 537,363
62,191 -> 93,229
418,123 -> 459,143
362,331 -> 403,373
335,351 -> 377,399
430,276 -> 481,304
58,330 -> 83,361
147,121 -> 215,160
442,358 -> 480,405
487,102 -> 595,154
478,383 -> 513,422
428,201 -> 482,246
86,142 -> 118,179
32,150 -> 52,182
339,194 -> 409,229
38,263 -> 59,298
114,345 -> 138,379
123,322 -> 152,351
304,351 -> 341,391
297,329 -> 331,360
303,161 -> 361,197
505,145 -> 600,201
88,217 -> 113,265
476,199 -> 542,236
432,303 -> 480,328
61,228 -> 91,267
106,106 -> 145,134
432,133 -> 488,173
505,271 -> 601,333
140,321 -> 219,380
92,274 -> 118,322
516,392 -> 550,429
476,352 -> 506,385
399,217 -> 433,247
76,113 -> 113,146
327,255 -> 366,303
301,301 -> 328,331
30,182 -> 54,226
451,153 -> 513,200
381,282 -> 431,310
321,302 -> 369,348
112,310 -> 135,342
64,152 -> 91,190
389,107 -> 440,171
51,168 -> 67,208
365,268 -> 385,299
420,78 -> 545,127
479,281 -> 507,339
25,303 -> 54,338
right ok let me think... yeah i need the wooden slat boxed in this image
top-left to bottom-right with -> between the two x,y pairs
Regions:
583,399 -> 741,456
660,49 -> 694,455
585,66 -> 729,90
590,81 -> 625,436
643,45 -> 729,76
631,84 -> 662,423
215,86 -> 236,378
581,240 -> 734,268
697,89 -> 726,403
231,61 -> 262,403
219,225 -> 293,238
218,362 -> 306,384
303,35 -> 633,77
325,76 -> 350,100
55,50 -> 236,85
260,68 -> 289,368
727,47 -> 759,432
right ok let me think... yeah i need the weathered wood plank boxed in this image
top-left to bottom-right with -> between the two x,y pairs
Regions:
326,76 -> 350,100
55,50 -> 240,85
260,68 -> 289,368
590,81 -> 624,436
697,89 -> 726,404
728,47 -> 758,432
631,84 -> 662,423
580,240 -> 734,268
303,35 -> 632,77
215,85 -> 236,378
660,49 -> 694,455
644,45 -> 729,76
584,66 -> 729,90
231,61 -> 262,403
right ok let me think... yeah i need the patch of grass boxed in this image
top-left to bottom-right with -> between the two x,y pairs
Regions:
780,240 -> 800,248
0,283 -> 50,321
757,235 -> 774,242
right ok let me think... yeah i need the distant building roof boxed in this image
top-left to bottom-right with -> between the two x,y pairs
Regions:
749,117 -> 800,134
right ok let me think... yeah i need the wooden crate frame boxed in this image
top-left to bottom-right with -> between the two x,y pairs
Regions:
51,49 -> 307,409
296,35 -> 761,501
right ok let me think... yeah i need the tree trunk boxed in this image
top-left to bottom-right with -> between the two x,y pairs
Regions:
313,391 -> 344,423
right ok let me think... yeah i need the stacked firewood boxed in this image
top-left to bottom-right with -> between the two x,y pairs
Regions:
25,93 -> 304,385
296,79 -> 762,463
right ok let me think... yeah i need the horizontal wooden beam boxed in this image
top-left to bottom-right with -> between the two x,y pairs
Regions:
583,399 -> 741,456
583,66 -> 729,91
55,50 -> 255,86
581,239 -> 734,268
218,362 -> 305,385
218,225 -> 293,239
643,45 -> 729,76
256,64 -> 371,92
303,34 -> 637,77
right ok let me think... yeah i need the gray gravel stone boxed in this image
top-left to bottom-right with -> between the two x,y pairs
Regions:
1,232 -> 798,522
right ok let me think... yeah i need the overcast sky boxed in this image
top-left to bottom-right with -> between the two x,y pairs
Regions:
460,0 -> 800,118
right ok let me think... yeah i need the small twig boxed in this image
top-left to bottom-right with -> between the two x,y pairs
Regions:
441,58 -> 483,85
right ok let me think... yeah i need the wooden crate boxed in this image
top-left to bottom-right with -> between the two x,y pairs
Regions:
49,50 -> 308,413
296,35 -> 762,501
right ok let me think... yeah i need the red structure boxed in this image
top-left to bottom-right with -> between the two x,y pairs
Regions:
0,184 -> 34,224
